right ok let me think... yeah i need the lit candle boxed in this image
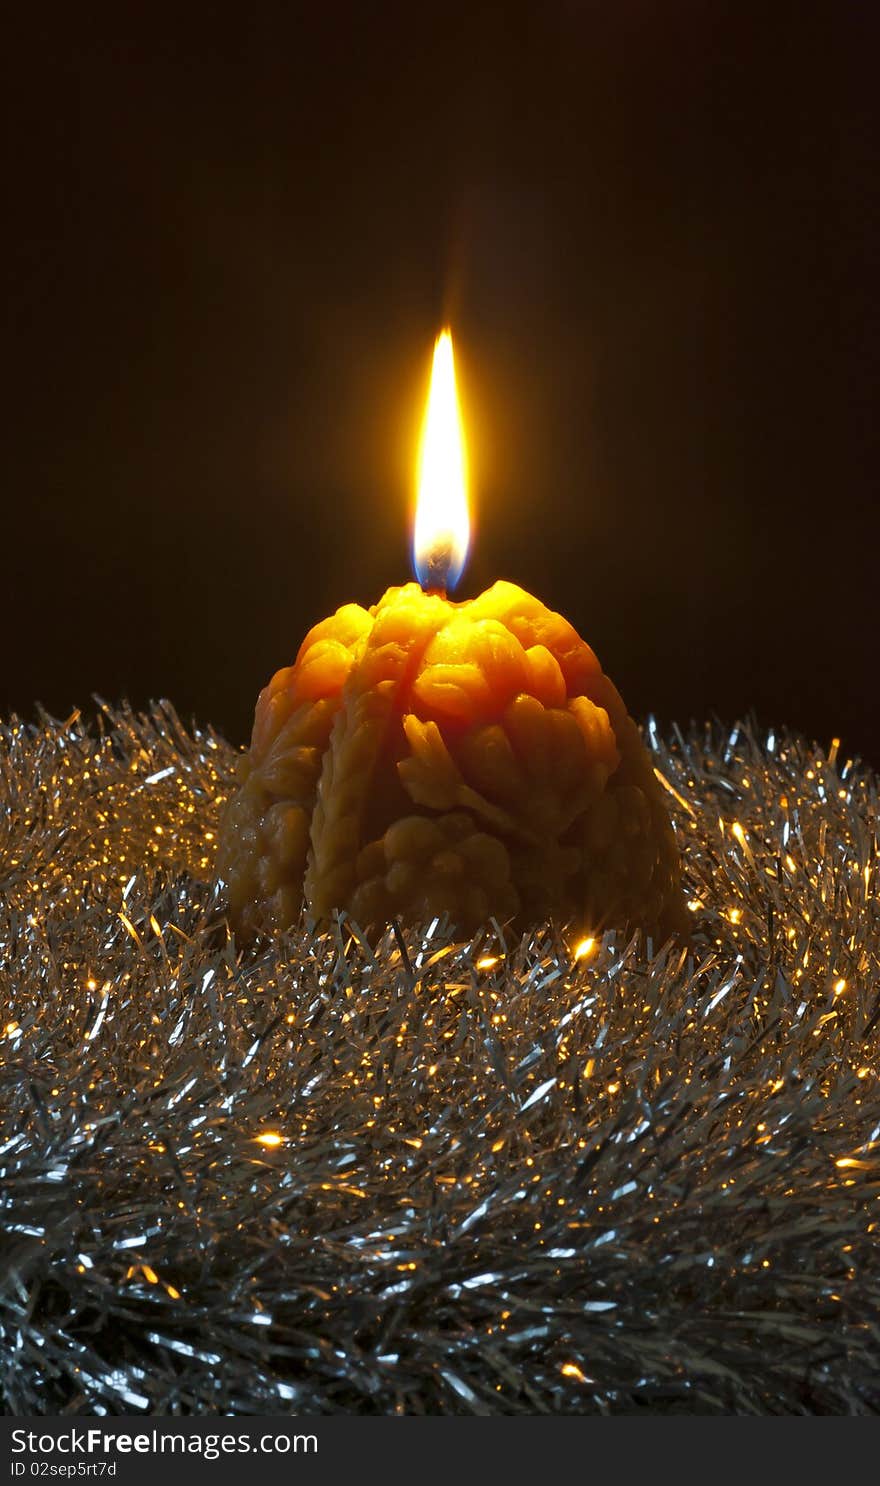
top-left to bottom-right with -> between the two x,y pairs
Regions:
219,331 -> 686,942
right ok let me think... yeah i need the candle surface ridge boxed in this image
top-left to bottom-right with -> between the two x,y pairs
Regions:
218,581 -> 687,941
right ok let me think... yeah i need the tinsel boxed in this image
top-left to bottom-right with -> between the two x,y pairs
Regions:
1,700 -> 878,1416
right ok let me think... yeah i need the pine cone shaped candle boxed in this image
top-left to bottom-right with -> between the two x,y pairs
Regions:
218,579 -> 687,943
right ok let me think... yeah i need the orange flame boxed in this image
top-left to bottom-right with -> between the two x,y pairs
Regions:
413,329 -> 470,591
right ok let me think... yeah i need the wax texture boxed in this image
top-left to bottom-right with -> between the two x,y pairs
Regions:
218,581 -> 687,940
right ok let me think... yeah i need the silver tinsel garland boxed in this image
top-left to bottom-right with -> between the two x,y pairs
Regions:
1,700 -> 878,1415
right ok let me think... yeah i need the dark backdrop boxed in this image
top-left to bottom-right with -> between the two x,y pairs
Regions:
5,4 -> 878,762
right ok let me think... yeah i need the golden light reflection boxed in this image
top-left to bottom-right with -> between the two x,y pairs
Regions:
574,937 -> 595,960
561,1362 -> 591,1383
255,1131 -> 285,1148
413,329 -> 469,591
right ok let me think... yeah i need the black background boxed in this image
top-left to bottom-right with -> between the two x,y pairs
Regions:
5,4 -> 878,761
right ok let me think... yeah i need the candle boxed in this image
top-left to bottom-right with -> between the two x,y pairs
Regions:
219,332 -> 686,942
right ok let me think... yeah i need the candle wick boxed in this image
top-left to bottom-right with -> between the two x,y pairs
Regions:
420,541 -> 452,598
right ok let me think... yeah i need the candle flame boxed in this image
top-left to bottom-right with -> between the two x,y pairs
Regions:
413,329 -> 470,591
